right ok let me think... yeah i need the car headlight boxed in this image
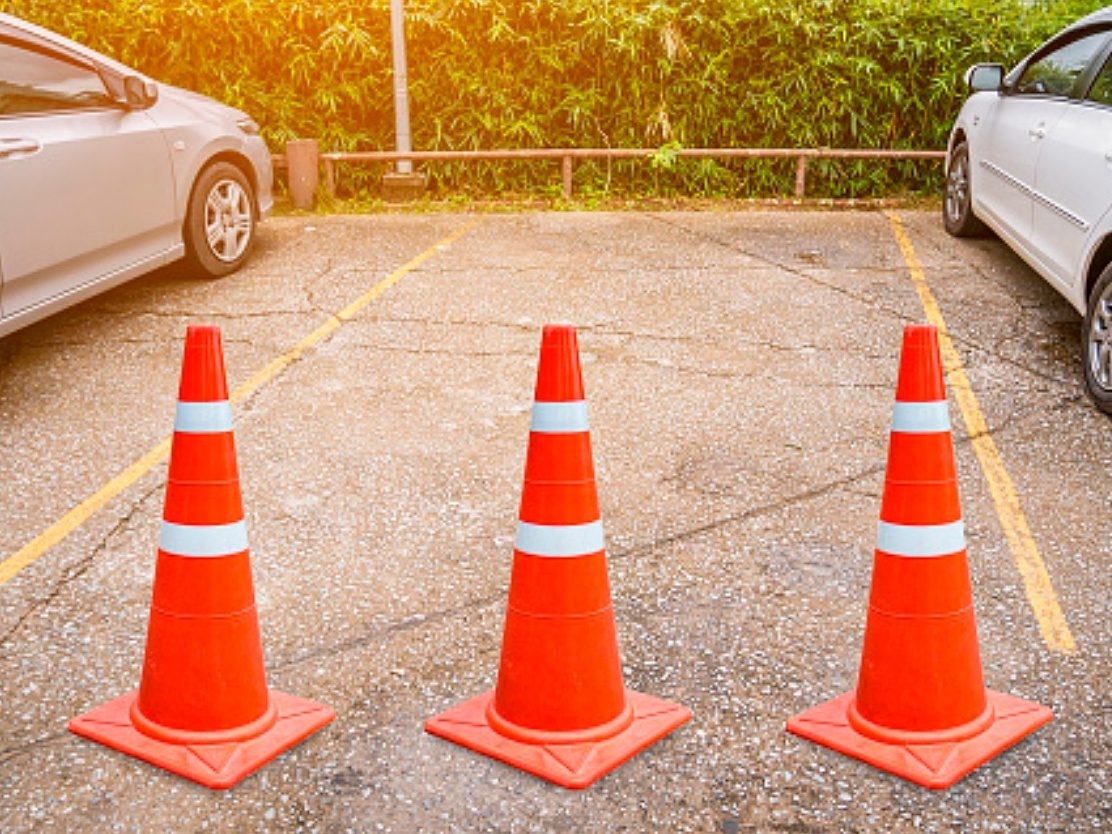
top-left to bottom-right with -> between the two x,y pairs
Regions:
236,118 -> 260,136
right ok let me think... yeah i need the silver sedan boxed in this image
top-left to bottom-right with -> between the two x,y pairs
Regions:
0,12 -> 273,337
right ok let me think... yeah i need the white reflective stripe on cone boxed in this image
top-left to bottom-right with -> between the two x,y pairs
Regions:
160,520 -> 249,557
891,400 -> 951,434
876,520 -> 965,558
174,400 -> 234,434
530,401 -> 589,434
515,520 -> 605,558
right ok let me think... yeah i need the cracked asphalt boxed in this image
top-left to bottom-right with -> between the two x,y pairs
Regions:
0,210 -> 1109,832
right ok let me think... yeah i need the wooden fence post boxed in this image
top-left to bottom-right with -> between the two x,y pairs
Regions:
562,155 -> 574,200
286,139 -> 319,210
795,156 -> 808,199
323,157 -> 337,199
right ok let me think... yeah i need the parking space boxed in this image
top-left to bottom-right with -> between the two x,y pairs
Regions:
0,210 -> 1108,832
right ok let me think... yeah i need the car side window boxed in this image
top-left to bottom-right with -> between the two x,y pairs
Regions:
1014,30 -> 1110,97
1086,54 -> 1112,107
0,40 -> 114,116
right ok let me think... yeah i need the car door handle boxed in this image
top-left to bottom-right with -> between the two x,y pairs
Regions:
1029,125 -> 1047,140
0,138 -> 42,159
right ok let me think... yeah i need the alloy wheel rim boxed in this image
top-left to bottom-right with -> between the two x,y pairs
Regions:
1089,288 -> 1112,391
204,180 -> 252,263
945,155 -> 969,224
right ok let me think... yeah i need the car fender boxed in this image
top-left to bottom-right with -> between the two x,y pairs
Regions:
156,129 -> 266,220
1079,206 -> 1112,302
947,92 -> 1000,168
141,87 -> 269,214
175,136 -> 259,212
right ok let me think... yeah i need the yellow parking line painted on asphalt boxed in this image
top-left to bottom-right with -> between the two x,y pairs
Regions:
0,439 -> 172,587
887,212 -> 1076,655
0,218 -> 481,589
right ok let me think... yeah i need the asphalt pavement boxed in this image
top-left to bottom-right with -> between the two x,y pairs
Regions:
0,209 -> 1107,832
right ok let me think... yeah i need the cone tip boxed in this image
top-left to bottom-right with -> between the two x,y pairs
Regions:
902,322 -> 937,346
542,322 -> 578,344
534,323 -> 585,403
895,323 -> 946,403
179,324 -> 229,403
186,323 -> 222,339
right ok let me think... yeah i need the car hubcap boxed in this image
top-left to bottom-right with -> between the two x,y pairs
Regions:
946,155 -> 969,222
1089,289 -> 1112,391
204,179 -> 251,263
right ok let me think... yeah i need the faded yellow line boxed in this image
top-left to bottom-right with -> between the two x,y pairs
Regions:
0,439 -> 173,587
887,211 -> 1076,655
0,218 -> 480,588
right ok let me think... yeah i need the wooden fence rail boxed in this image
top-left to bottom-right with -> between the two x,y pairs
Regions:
275,144 -> 947,206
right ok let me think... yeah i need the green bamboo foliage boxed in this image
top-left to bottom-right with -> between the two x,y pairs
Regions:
2,0 -> 1106,197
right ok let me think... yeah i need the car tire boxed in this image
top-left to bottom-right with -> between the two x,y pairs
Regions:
942,141 -> 988,238
1082,264 -> 1112,416
183,161 -> 257,277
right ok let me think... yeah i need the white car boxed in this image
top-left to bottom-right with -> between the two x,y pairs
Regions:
0,12 -> 273,337
943,6 -> 1112,414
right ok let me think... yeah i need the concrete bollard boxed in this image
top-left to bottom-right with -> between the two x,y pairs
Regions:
286,139 -> 319,210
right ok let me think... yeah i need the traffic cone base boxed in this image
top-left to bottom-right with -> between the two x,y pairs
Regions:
425,688 -> 690,789
69,689 -> 334,790
786,674 -> 1052,790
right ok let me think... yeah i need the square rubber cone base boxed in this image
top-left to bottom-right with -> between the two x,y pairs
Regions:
69,689 -> 335,789
425,689 -> 691,789
786,690 -> 1052,789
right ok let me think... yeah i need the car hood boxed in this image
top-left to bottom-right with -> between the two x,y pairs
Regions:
156,83 -> 251,124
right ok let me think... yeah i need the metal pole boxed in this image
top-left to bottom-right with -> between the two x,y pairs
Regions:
390,0 -> 413,175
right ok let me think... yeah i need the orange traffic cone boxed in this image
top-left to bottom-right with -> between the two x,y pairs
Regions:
786,324 -> 1051,789
425,323 -> 690,788
69,325 -> 334,789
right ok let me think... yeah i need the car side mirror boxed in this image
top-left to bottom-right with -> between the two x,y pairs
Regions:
965,63 -> 1005,93
123,75 -> 158,110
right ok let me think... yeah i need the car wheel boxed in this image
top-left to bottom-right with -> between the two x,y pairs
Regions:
942,141 -> 987,238
1082,264 -> 1112,415
183,161 -> 256,277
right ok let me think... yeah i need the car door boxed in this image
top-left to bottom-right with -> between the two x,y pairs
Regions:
972,97 -> 1053,246
1030,37 -> 1112,294
0,37 -> 175,322
973,29 -> 1110,250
